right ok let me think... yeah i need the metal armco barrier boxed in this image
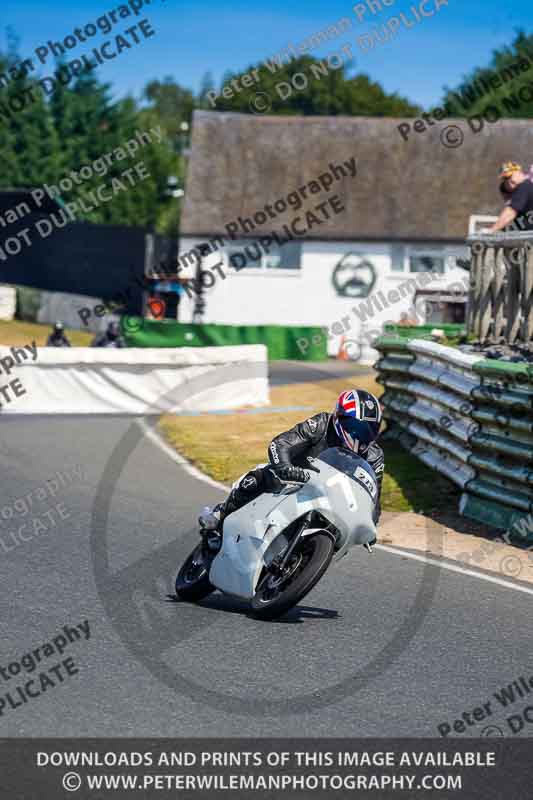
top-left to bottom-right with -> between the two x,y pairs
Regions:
375,337 -> 533,538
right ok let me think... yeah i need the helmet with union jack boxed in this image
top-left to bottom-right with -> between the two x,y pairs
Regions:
333,389 -> 382,453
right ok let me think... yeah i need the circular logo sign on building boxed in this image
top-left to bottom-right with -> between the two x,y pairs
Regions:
332,253 -> 377,298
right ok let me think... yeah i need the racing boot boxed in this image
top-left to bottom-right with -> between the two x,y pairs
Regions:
197,470 -> 262,552
365,501 -> 380,551
198,503 -> 224,552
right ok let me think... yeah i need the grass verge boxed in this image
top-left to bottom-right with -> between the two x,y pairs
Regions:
159,372 -> 459,516
0,319 -> 92,347
0,320 -> 461,518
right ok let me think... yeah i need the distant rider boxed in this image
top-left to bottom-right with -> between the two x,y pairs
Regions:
46,321 -> 71,347
91,321 -> 125,348
199,389 -> 384,545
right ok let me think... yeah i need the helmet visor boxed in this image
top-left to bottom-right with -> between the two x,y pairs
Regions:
335,414 -> 377,453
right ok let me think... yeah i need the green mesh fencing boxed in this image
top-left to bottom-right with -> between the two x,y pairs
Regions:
383,323 -> 466,339
121,319 -> 328,361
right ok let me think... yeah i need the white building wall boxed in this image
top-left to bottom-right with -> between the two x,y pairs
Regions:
179,237 -> 469,364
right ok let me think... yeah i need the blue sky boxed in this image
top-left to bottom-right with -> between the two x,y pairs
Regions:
2,0 -> 530,109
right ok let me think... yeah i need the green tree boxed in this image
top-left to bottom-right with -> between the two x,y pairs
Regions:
0,55 -> 18,186
0,35 -> 183,234
64,69 -> 121,167
142,77 -> 194,144
197,71 -> 216,109
49,61 -> 82,171
212,55 -> 420,116
5,69 -> 61,186
139,78 -> 194,231
0,29 -> 60,185
441,30 -> 533,118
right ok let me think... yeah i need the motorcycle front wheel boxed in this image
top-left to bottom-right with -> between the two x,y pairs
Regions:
250,532 -> 334,620
175,543 -> 214,602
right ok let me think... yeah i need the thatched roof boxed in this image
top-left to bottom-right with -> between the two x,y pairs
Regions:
181,111 -> 533,243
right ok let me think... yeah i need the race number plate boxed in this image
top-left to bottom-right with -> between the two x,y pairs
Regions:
354,466 -> 377,499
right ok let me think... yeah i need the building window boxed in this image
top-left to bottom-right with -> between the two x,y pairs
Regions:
391,246 -> 469,275
390,244 -> 405,271
225,246 -> 261,269
223,241 -> 301,273
408,250 -> 445,274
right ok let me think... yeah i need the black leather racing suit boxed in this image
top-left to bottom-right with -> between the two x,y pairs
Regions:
219,412 -> 384,524
46,333 -> 71,347
90,333 -> 125,348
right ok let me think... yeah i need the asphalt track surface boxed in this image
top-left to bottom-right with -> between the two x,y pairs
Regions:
1,415 -> 532,738
269,359 -> 373,386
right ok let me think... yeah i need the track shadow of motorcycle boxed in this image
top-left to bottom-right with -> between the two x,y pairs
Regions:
169,591 -> 340,624
175,447 -> 377,621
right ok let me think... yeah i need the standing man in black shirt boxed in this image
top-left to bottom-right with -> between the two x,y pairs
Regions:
488,162 -> 533,232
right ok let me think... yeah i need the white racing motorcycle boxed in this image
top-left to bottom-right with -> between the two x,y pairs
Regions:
175,447 -> 378,620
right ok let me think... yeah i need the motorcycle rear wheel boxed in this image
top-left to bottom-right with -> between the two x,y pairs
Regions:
175,543 -> 214,602
251,532 -> 334,620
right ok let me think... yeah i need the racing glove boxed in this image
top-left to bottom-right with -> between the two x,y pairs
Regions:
270,464 -> 310,485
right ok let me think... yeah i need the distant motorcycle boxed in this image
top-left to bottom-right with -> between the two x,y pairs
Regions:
176,447 -> 378,620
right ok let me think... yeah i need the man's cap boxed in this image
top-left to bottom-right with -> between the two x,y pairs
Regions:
499,161 -> 522,178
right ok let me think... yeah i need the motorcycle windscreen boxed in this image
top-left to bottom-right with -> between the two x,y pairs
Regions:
315,448 -> 378,549
316,448 -> 378,504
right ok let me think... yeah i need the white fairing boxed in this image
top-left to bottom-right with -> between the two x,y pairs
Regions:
209,449 -> 377,600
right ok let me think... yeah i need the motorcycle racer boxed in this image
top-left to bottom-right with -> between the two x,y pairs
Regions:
90,321 -> 126,348
46,321 -> 71,347
199,389 -> 384,546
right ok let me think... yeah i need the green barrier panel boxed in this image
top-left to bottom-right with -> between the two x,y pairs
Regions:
381,392 -> 416,415
466,477 -> 533,513
472,408 -> 533,434
375,356 -> 414,374
471,386 -> 533,412
507,516 -> 533,546
468,453 -> 533,486
384,323 -> 466,337
460,493 -> 533,539
472,358 -> 533,384
471,431 -> 533,462
373,336 -> 411,353
380,377 -> 414,395
377,340 -> 533,536
121,320 -> 328,361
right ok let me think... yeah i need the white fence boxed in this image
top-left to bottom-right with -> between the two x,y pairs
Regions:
0,345 -> 269,415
